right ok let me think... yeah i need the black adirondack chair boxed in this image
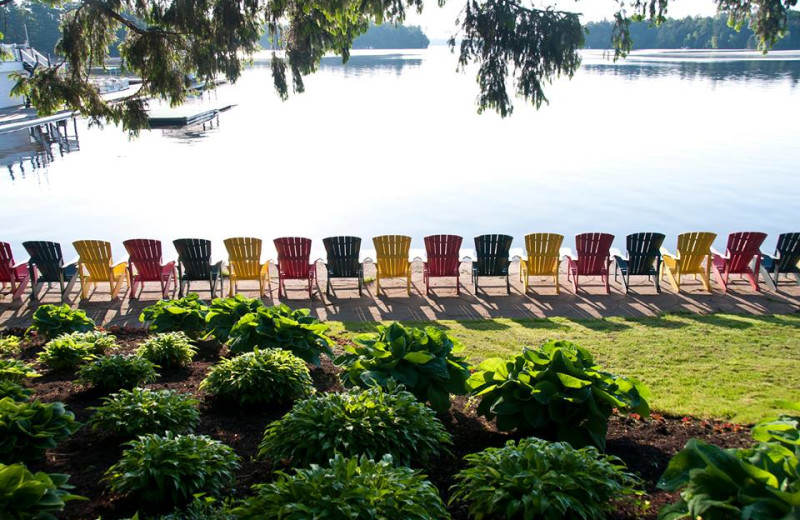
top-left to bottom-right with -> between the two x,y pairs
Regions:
472,234 -> 513,294
613,232 -> 665,293
172,238 -> 223,298
22,241 -> 78,300
323,236 -> 363,297
760,232 -> 800,291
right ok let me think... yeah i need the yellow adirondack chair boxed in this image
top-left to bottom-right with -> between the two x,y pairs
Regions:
224,237 -> 271,297
520,233 -> 563,293
73,240 -> 128,299
373,235 -> 412,296
660,232 -> 717,292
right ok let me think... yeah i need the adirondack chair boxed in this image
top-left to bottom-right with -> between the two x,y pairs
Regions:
612,232 -> 665,293
73,240 -> 128,299
22,241 -> 78,300
423,235 -> 462,295
373,235 -> 412,296
660,232 -> 716,292
322,236 -> 363,297
472,234 -> 512,294
759,232 -> 800,291
123,239 -> 177,299
562,233 -> 614,293
711,232 -> 767,293
274,237 -> 316,299
173,238 -> 223,298
0,242 -> 31,300
520,233 -> 563,294
224,237 -> 271,297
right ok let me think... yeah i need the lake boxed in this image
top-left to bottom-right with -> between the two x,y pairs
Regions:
1,47 -> 798,261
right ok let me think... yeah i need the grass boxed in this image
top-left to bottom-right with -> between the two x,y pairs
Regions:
328,313 -> 800,424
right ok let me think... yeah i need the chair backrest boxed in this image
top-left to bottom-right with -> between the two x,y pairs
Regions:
575,233 -> 615,274
23,241 -> 65,282
373,235 -> 411,277
73,240 -> 113,280
224,237 -> 263,279
474,234 -> 512,276
323,236 -> 362,278
275,237 -> 312,278
774,232 -> 800,273
724,232 -> 767,273
523,233 -> 563,275
675,232 -> 716,273
424,235 -> 463,277
0,242 -> 16,283
173,238 -> 213,280
124,239 -> 164,280
625,232 -> 665,275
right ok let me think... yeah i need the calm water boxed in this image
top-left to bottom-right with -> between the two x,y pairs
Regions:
1,47 -> 799,260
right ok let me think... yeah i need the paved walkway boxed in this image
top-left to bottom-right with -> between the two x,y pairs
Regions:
1,260 -> 798,329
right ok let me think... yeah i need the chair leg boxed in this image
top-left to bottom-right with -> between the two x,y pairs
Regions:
759,265 -> 777,291
506,274 -> 510,295
456,273 -> 460,295
12,274 -> 29,300
376,272 -> 381,297
712,263 -> 727,293
407,273 -> 411,296
326,277 -> 331,298
554,273 -> 559,294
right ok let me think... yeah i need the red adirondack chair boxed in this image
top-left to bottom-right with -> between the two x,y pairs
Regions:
563,233 -> 615,293
711,232 -> 767,293
123,239 -> 177,299
0,242 -> 32,300
423,235 -> 463,295
274,237 -> 316,299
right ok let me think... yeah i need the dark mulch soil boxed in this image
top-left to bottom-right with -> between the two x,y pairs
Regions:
9,330 -> 753,520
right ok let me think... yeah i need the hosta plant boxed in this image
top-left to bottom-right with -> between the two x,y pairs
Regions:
89,388 -> 200,439
0,336 -> 21,357
26,304 -> 95,339
451,437 -> 642,520
0,398 -> 81,463
38,331 -> 116,370
467,340 -> 651,449
140,294 -> 210,339
104,433 -> 239,508
136,332 -> 197,369
0,359 -> 39,383
199,348 -> 313,407
258,385 -> 451,468
204,295 -> 266,343
335,323 -> 471,413
232,454 -> 450,520
0,381 -> 32,402
77,355 -> 159,392
0,463 -> 85,520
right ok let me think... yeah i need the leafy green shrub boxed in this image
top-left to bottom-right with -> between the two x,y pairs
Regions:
0,463 -> 85,519
451,437 -> 641,520
77,355 -> 159,392
467,340 -> 651,449
37,330 -> 116,370
232,454 -> 450,520
335,323 -> 471,413
752,414 -> 800,448
136,332 -> 197,369
140,294 -> 210,339
0,398 -> 81,463
199,348 -> 313,406
258,385 -> 451,467
0,359 -> 39,383
0,381 -> 32,402
104,433 -> 239,508
0,336 -> 21,357
26,304 -> 95,339
89,388 -> 200,439
204,295 -> 266,343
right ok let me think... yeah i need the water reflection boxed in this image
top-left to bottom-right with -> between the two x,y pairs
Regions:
318,53 -> 423,76
0,119 -> 80,179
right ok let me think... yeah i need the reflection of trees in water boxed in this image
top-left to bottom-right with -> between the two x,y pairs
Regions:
1,123 -> 80,180
583,60 -> 800,87
318,54 -> 423,77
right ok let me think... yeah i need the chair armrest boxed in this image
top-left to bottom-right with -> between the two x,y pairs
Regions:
710,247 -> 728,259
13,258 -> 30,269
659,247 -> 676,258
609,248 -> 625,260
760,250 -> 777,261
65,257 -> 79,268
112,259 -> 128,269
559,247 -> 574,260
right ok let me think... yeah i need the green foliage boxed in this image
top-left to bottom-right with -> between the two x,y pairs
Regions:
0,463 -> 85,520
232,454 -> 450,520
0,381 -> 32,402
258,386 -> 451,468
752,414 -> 800,449
0,398 -> 81,463
139,294 -> 209,339
451,437 -> 642,520
0,360 -> 39,384
204,295 -> 266,344
335,323 -> 471,413
199,348 -> 313,407
27,305 -> 95,340
467,340 -> 651,450
76,355 -> 159,392
38,331 -> 116,370
105,433 -> 239,508
88,388 -> 200,439
0,336 -> 21,357
136,332 -> 197,369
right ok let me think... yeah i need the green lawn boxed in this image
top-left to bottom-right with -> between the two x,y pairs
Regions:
328,314 -> 800,424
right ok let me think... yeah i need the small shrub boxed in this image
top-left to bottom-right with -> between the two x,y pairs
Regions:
136,332 -> 196,368
258,385 -> 451,467
0,336 -> 21,357
0,359 -> 39,383
335,323 -> 471,413
204,295 -> 266,343
467,340 -> 651,449
38,334 -> 100,370
199,348 -> 313,407
0,463 -> 85,519
27,304 -> 95,339
70,331 -> 117,353
232,454 -> 450,520
89,388 -> 200,439
104,433 -> 239,508
140,294 -> 209,339
77,355 -> 159,392
0,380 -> 32,402
451,437 -> 642,520
0,398 -> 81,463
